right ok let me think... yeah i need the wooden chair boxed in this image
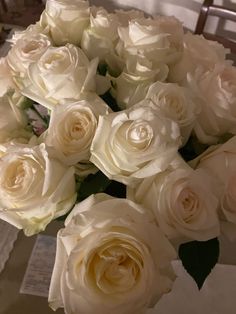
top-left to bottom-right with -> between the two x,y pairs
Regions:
195,0 -> 236,54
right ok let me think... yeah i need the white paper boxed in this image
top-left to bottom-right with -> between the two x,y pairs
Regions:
20,234 -> 56,298
0,219 -> 19,274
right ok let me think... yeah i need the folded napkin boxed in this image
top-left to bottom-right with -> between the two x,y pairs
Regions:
148,260 -> 236,314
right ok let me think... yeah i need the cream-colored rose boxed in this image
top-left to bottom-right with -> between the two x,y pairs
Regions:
145,81 -> 199,145
111,55 -> 169,109
116,15 -> 183,67
169,32 -> 229,84
81,7 -> 119,62
7,31 -> 52,79
21,44 -> 99,110
187,64 -> 236,144
43,94 -> 109,169
0,143 -> 76,236
0,57 -> 16,97
90,102 -> 181,185
40,0 -> 90,45
49,193 -> 176,314
128,156 -> 219,241
195,136 -> 236,239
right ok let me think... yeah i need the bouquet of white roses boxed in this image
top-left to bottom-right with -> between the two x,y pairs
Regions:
0,0 -> 236,313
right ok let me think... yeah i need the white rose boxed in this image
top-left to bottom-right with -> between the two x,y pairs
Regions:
21,44 -> 99,110
90,102 -> 181,185
0,143 -> 76,236
111,55 -> 169,109
169,32 -> 229,83
145,81 -> 199,145
81,7 -> 119,62
196,136 -> 236,240
43,94 -> 109,168
7,31 -> 52,79
116,15 -> 183,67
40,0 -> 90,45
48,193 -> 176,314
128,156 -> 220,241
188,64 -> 236,144
0,57 -> 16,97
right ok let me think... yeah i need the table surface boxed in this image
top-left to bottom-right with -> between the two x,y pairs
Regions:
0,221 -> 64,314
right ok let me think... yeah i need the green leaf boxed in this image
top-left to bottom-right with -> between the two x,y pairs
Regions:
178,238 -> 219,289
78,171 -> 111,201
104,180 -> 126,198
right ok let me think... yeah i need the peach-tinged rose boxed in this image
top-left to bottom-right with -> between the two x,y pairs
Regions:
48,193 -> 176,314
43,94 -> 109,170
128,156 -> 220,241
188,64 -> 236,144
195,136 -> 236,239
169,32 -> 229,84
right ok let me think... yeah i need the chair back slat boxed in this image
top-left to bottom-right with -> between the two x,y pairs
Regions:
195,0 -> 236,58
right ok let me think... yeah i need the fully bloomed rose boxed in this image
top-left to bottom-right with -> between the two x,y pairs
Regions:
40,0 -> 90,45
43,94 -> 109,172
188,64 -> 236,144
0,143 -> 76,236
90,101 -> 181,185
195,136 -> 236,240
21,44 -> 99,109
128,156 -> 220,241
48,193 -> 176,314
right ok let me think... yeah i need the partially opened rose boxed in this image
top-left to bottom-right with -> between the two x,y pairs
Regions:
43,94 -> 109,170
40,0 -> 90,45
21,44 -> 99,109
90,101 -> 181,185
128,156 -> 220,241
81,7 -> 119,62
48,193 -> 176,314
116,15 -> 183,66
0,143 -> 76,236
